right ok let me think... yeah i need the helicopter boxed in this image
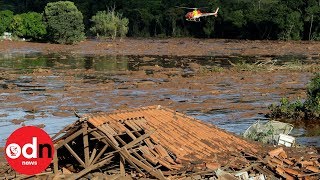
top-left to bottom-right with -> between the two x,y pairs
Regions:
178,6 -> 219,22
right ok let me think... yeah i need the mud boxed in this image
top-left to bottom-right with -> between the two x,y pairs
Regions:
0,39 -> 320,59
0,53 -> 319,150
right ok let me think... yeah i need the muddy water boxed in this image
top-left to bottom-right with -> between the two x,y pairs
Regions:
0,53 -> 319,148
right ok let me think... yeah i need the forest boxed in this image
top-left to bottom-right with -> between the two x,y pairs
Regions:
1,0 -> 320,41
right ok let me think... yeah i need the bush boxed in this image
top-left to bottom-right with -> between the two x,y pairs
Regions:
43,1 -> 85,44
90,9 -> 129,40
268,73 -> 320,120
305,73 -> 320,117
10,12 -> 46,40
0,10 -> 14,35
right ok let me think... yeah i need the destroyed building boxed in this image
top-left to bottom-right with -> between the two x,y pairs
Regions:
2,105 -> 319,179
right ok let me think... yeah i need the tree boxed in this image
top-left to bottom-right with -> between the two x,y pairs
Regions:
0,10 -> 14,35
10,12 -> 46,40
90,9 -> 129,40
43,1 -> 85,44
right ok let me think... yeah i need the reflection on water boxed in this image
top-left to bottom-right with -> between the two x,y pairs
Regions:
0,53 -> 319,148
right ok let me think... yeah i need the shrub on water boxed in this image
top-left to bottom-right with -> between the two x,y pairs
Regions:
43,1 -> 85,44
305,73 -> 320,118
268,73 -> 320,121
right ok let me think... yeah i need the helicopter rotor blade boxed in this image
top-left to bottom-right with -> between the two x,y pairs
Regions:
175,6 -> 198,10
175,6 -> 209,10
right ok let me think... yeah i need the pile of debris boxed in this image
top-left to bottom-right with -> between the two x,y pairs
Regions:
266,147 -> 320,179
1,105 -> 319,179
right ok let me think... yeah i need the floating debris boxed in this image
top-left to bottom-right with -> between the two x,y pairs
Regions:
243,120 -> 294,145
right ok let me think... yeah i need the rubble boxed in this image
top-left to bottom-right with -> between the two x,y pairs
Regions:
0,105 -> 319,179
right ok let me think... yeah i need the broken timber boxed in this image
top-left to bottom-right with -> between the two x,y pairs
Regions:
51,105 -> 261,179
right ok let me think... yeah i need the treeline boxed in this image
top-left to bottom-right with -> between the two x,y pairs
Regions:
1,0 -> 320,41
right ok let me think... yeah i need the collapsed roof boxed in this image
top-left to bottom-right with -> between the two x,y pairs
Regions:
51,105 -> 261,179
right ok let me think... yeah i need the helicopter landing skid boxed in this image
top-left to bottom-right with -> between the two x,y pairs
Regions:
186,18 -> 201,22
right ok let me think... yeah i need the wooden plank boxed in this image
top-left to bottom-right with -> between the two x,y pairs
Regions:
71,156 -> 114,179
124,120 -> 138,131
120,156 -> 125,177
88,144 -> 98,165
64,143 -> 85,167
83,122 -> 90,167
55,128 -> 84,149
115,135 -> 126,146
90,129 -> 145,175
53,146 -> 59,174
97,126 -> 119,147
91,144 -> 109,165
121,148 -> 166,180
101,124 -> 117,135
134,151 -> 156,166
123,130 -> 154,150
124,127 -> 137,140
52,123 -> 79,140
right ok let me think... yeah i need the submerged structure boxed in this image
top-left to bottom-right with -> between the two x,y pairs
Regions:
3,105 -> 318,179
51,105 -> 260,179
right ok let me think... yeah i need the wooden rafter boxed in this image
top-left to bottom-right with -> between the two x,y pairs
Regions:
82,122 -> 90,167
64,143 -> 85,167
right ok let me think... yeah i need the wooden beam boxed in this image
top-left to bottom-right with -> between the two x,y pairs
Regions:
115,135 -> 126,146
125,128 -> 137,140
88,143 -> 98,165
83,122 -> 90,167
64,143 -> 85,167
71,156 -> 114,179
53,146 -> 59,174
90,129 -> 146,176
52,123 -> 78,140
121,147 -> 166,180
122,130 -> 154,150
91,144 -> 108,165
55,128 -> 84,149
120,156 -> 125,177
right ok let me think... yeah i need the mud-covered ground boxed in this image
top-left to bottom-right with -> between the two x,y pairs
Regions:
0,38 -> 320,58
0,53 -> 319,145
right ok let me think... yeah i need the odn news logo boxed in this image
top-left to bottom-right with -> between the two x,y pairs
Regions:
5,126 -> 54,175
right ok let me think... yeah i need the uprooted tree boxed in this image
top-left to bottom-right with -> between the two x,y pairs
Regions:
43,1 -> 85,44
268,73 -> 320,121
90,9 -> 129,40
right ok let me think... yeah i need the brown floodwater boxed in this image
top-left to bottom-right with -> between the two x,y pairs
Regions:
0,53 -> 319,148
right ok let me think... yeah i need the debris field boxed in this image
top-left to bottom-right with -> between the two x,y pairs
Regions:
0,105 -> 319,179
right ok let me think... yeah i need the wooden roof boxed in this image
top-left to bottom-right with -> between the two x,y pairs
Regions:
85,105 -> 259,163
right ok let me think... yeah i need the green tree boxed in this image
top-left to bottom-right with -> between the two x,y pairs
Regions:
305,2 -> 320,40
10,14 -> 24,37
90,9 -> 129,40
0,10 -> 14,35
305,73 -> 320,117
43,1 -> 85,44
10,12 -> 46,40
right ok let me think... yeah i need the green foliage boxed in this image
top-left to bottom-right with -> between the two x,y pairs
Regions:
90,9 -> 129,40
10,12 -> 46,40
305,73 -> 320,117
10,14 -> 23,37
305,3 -> 320,40
2,0 -> 320,40
43,1 -> 85,44
0,10 -> 13,35
269,73 -> 320,120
